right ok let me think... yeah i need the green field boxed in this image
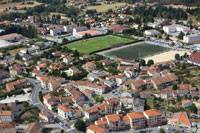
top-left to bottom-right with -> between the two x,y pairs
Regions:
66,36 -> 133,54
105,43 -> 170,60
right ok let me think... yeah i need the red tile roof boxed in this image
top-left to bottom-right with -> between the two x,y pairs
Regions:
87,124 -> 107,133
144,109 -> 161,117
106,114 -> 120,122
127,112 -> 145,119
188,52 -> 200,64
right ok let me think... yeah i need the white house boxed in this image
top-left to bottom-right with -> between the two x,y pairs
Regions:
163,24 -> 190,34
50,28 -> 64,36
183,34 -> 200,43
144,30 -> 160,36
58,105 -> 74,120
63,55 -> 74,64
63,25 -> 77,33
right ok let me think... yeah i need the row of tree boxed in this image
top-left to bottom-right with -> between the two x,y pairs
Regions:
0,24 -> 37,38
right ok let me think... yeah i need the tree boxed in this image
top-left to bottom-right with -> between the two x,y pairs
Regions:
39,91 -> 43,103
178,31 -> 184,39
15,53 -> 21,60
73,50 -> 79,57
175,53 -> 180,60
74,119 -> 86,132
183,52 -> 188,58
165,34 -> 170,40
94,96 -> 100,102
147,59 -> 154,66
22,101 -> 29,109
99,96 -> 104,103
185,104 -> 198,113
159,128 -> 165,133
140,59 -> 146,66
172,84 -> 178,90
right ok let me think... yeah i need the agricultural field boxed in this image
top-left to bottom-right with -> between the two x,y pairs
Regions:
66,35 -> 133,54
0,1 -> 42,13
84,2 -> 126,12
105,43 -> 170,60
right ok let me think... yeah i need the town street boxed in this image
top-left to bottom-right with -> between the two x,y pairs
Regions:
27,78 -> 76,133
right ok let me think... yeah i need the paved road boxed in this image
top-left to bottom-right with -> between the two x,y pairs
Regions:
27,78 -> 76,133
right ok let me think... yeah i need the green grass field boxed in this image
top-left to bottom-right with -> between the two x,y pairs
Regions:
105,43 -> 170,60
66,36 -> 133,54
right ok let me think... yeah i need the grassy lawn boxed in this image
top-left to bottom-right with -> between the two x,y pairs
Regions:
145,98 -> 154,109
105,43 -> 170,60
17,107 -> 40,124
84,2 -> 126,12
66,35 -> 133,54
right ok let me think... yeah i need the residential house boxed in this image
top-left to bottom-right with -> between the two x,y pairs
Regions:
40,76 -> 61,91
168,112 -> 191,129
84,89 -> 95,97
22,54 -> 32,61
27,46 -> 40,55
58,104 -> 74,120
43,93 -> 60,110
98,103 -> 113,115
9,67 -> 23,76
87,124 -> 109,133
0,122 -> 16,133
105,114 -> 121,132
52,51 -> 62,57
67,67 -> 81,76
6,79 -> 28,91
0,69 -> 10,85
36,63 -> 46,70
98,59 -> 113,66
140,91 -> 152,99
85,106 -> 99,121
123,79 -> 146,91
161,89 -> 174,99
127,112 -> 146,129
151,74 -> 178,89
121,97 -> 145,112
0,111 -> 14,122
63,24 -> 77,33
182,100 -> 193,108
63,55 -> 74,64
143,109 -> 162,127
104,98 -> 121,111
147,70 -> 160,77
50,28 -> 64,36
31,69 -> 42,77
86,62 -> 96,71
188,52 -> 200,66
39,111 -> 54,123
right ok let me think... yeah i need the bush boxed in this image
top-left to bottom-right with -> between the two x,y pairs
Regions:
39,91 -> 43,103
74,119 -> 86,132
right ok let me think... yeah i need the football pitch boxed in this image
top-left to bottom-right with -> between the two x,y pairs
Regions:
66,35 -> 133,54
105,43 -> 170,60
